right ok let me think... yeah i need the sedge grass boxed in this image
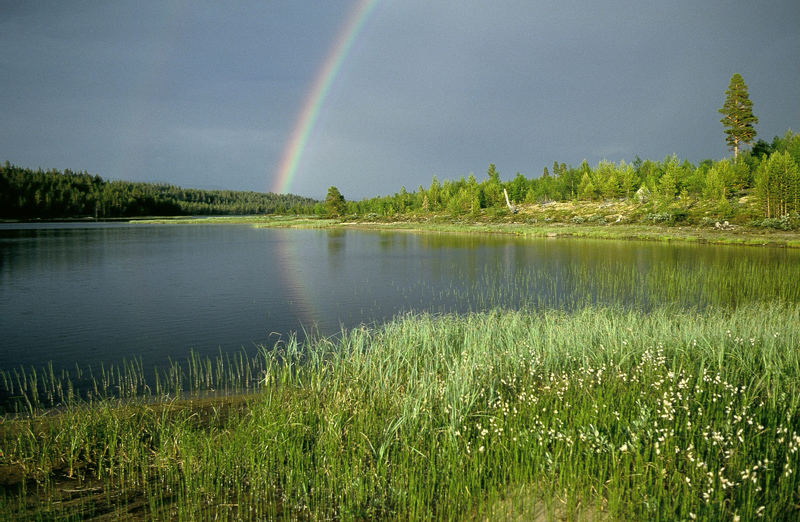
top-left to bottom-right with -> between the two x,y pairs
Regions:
1,304 -> 799,519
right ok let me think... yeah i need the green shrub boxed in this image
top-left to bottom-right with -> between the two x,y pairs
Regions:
749,214 -> 800,230
645,211 -> 687,225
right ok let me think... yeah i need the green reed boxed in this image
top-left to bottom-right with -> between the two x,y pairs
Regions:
386,245 -> 799,319
1,304 -> 798,519
0,347 -> 277,414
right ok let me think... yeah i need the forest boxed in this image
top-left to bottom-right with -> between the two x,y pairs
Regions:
3,131 -> 798,227
3,133 -> 799,227
343,131 -> 800,229
0,162 -> 318,219
4,131 -> 798,228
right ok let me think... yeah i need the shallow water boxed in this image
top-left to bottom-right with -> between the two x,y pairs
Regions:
1,222 -> 797,373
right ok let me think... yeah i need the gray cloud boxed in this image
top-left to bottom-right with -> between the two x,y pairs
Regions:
1,0 -> 797,199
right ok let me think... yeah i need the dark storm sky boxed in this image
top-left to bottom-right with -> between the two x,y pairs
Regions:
1,1 -> 797,199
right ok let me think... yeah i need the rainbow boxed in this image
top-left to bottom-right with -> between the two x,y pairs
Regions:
272,0 -> 379,194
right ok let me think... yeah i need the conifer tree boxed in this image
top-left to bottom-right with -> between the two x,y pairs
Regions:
325,186 -> 346,217
759,151 -> 800,218
703,160 -> 731,202
619,160 -> 638,199
577,172 -> 597,200
483,164 -> 503,207
428,176 -> 441,210
719,73 -> 758,159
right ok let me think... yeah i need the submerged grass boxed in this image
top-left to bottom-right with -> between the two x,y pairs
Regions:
385,246 -> 800,313
1,305 -> 799,520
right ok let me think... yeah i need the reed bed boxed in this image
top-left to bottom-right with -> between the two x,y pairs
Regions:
388,248 -> 800,314
0,350 -> 269,415
1,304 -> 799,520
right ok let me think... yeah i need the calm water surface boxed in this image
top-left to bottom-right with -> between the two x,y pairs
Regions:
1,223 -> 798,373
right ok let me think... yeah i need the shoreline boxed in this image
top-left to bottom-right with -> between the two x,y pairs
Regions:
131,215 -> 800,248
3,305 -> 798,519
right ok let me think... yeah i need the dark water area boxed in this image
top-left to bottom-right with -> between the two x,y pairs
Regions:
1,223 -> 798,375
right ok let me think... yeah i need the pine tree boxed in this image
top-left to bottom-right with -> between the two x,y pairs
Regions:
577,172 -> 597,200
703,160 -> 731,202
483,164 -> 503,207
325,186 -> 346,217
719,73 -> 758,159
428,176 -> 441,210
657,155 -> 681,205
619,160 -> 638,199
755,151 -> 799,218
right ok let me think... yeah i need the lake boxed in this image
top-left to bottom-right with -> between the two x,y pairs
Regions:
1,222 -> 798,374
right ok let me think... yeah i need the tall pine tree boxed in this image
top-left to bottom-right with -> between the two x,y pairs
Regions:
719,73 -> 758,159
325,186 -> 346,217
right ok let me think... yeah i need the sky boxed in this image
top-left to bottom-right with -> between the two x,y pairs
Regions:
1,1 -> 798,200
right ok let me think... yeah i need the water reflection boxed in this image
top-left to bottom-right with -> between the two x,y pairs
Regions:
0,223 -> 797,375
326,229 -> 346,274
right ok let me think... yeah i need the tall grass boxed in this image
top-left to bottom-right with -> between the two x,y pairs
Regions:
0,349 -> 272,414
2,304 -> 799,519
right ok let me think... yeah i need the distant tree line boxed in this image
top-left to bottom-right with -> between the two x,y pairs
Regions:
340,131 -> 800,223
0,163 -> 318,219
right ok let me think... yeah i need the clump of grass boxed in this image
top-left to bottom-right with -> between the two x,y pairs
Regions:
1,305 -> 799,519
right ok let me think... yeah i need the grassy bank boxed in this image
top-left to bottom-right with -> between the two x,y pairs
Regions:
337,219 -> 800,248
2,305 -> 799,519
